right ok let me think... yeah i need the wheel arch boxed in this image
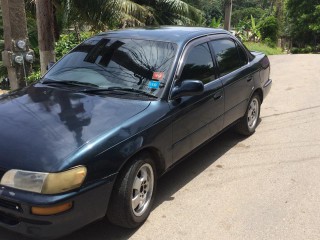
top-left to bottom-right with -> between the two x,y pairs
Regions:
106,146 -> 164,227
118,146 -> 166,180
252,88 -> 263,104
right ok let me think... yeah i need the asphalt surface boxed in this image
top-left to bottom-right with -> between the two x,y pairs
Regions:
1,54 -> 320,240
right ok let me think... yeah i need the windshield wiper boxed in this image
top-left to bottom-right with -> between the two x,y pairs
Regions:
41,80 -> 99,88
82,87 -> 158,98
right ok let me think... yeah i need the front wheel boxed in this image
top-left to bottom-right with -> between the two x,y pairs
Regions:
107,153 -> 157,228
235,94 -> 261,136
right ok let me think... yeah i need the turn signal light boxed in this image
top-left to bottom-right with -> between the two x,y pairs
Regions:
31,202 -> 73,216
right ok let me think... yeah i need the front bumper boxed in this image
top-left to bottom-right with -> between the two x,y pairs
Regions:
0,176 -> 115,239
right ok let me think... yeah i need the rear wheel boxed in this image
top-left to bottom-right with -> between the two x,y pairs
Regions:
107,153 -> 156,228
235,94 -> 261,136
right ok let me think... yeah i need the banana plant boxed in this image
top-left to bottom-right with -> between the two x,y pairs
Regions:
210,17 -> 222,28
250,15 -> 261,42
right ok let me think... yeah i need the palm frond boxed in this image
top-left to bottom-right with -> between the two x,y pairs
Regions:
158,0 -> 204,25
71,0 -> 121,30
120,0 -> 154,26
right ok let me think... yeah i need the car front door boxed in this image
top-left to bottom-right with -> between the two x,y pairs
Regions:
169,39 -> 224,163
209,36 -> 255,128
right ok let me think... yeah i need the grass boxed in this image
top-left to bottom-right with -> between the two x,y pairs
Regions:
244,42 -> 284,55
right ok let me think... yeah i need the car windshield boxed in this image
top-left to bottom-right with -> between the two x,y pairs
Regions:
44,37 -> 178,98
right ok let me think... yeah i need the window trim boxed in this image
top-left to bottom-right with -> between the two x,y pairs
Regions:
178,42 -> 216,85
175,37 -> 217,81
167,33 -> 250,101
168,36 -> 221,100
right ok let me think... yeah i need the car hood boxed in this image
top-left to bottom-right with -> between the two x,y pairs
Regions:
0,84 -> 151,172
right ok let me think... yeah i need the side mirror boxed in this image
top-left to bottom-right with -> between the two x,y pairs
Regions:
171,80 -> 204,100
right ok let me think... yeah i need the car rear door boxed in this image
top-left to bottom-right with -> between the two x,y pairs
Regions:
208,35 -> 256,128
169,37 -> 224,163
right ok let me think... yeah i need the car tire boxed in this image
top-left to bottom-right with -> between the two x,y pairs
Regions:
107,152 -> 157,228
235,94 -> 261,136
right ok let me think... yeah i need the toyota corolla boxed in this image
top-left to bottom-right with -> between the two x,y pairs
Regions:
0,27 -> 271,239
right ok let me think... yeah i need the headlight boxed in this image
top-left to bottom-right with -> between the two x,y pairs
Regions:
0,166 -> 87,194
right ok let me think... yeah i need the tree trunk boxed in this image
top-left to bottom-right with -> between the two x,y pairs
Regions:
275,0 -> 283,38
1,0 -> 31,89
35,0 -> 56,75
224,0 -> 233,31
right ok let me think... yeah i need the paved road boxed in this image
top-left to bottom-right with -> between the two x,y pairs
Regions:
2,54 -> 320,240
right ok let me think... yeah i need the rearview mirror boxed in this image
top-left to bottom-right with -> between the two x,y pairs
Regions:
171,80 -> 204,100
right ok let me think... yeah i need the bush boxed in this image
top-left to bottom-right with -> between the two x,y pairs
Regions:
263,38 -> 276,48
26,70 -> 41,84
55,32 -> 94,60
302,46 -> 313,53
209,17 -> 222,28
290,47 -> 300,54
258,16 -> 278,43
290,46 -> 313,54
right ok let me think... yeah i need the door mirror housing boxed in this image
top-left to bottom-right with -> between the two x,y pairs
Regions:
171,80 -> 204,100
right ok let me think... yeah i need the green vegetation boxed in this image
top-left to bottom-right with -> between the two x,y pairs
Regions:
36,0 -> 204,31
244,42 -> 283,55
291,45 -> 320,54
26,71 -> 41,84
2,0 -> 320,82
210,17 -> 222,28
0,8 -> 6,78
286,0 -> 320,48
27,31 -> 94,84
55,32 -> 94,59
258,15 -> 278,42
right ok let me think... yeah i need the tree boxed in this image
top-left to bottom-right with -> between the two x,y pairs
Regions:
0,8 -> 6,78
184,0 -> 223,25
224,0 -> 232,31
259,15 -> 278,42
52,0 -> 203,31
232,7 -> 265,26
286,0 -> 320,47
35,0 -> 56,74
1,0 -> 32,89
25,0 -> 203,74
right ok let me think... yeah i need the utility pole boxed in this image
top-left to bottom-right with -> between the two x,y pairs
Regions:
224,0 -> 233,31
35,0 -> 56,75
1,0 -> 34,90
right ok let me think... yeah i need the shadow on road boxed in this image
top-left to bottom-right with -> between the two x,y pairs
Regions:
0,128 -> 249,240
153,129 -> 246,210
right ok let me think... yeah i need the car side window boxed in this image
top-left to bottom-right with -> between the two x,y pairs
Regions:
210,39 -> 246,77
180,43 -> 215,84
236,42 -> 248,66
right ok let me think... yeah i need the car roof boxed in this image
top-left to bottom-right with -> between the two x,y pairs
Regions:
97,26 -> 229,45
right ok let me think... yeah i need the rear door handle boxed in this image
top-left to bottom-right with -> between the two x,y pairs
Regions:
213,91 -> 223,100
247,76 -> 253,82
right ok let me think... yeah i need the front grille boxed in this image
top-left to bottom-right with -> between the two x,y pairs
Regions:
0,198 -> 22,212
0,211 -> 20,225
0,168 -> 23,213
